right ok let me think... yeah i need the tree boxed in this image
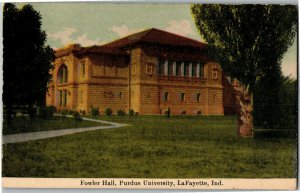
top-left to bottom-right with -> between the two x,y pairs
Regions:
191,5 -> 297,137
254,75 -> 297,130
3,3 -> 54,121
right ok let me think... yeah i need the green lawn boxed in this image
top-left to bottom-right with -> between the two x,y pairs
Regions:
3,116 -> 108,135
2,115 -> 297,178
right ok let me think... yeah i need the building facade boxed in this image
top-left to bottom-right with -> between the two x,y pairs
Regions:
46,28 -> 239,115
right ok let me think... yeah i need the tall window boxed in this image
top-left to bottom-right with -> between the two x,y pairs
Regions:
164,92 -> 169,102
199,63 -> 204,77
157,60 -> 165,75
58,64 -> 68,84
81,62 -> 86,78
168,61 -> 173,75
189,63 -> 192,77
180,62 -> 184,76
197,93 -> 201,102
164,60 -> 168,75
58,90 -> 67,106
192,63 -> 197,77
180,92 -> 185,102
212,68 -> 218,79
172,62 -> 176,76
176,62 -> 181,76
184,63 -> 189,77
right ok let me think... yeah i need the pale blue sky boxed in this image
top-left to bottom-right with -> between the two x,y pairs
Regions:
26,3 -> 297,78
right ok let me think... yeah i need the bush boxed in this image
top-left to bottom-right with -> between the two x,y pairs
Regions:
39,106 -> 56,119
129,109 -> 135,116
48,106 -> 57,114
73,111 -> 82,122
61,109 -> 69,115
69,110 -> 76,115
117,109 -> 126,116
80,110 -> 86,116
91,107 -> 99,116
105,108 -> 112,116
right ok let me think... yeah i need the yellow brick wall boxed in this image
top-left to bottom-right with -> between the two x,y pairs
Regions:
158,86 -> 209,115
134,46 -> 224,115
87,84 -> 129,114
47,45 -> 226,115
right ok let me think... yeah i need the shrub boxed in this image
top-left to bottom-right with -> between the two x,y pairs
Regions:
129,109 -> 135,116
117,109 -> 126,116
48,106 -> 57,114
91,107 -> 99,116
61,109 -> 69,115
28,107 -> 36,118
80,110 -> 86,116
73,111 -> 82,122
69,110 -> 76,115
39,106 -> 56,119
105,108 -> 112,116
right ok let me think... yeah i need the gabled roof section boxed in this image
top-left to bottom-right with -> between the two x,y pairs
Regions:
54,44 -> 129,58
103,28 -> 206,49
76,45 -> 128,56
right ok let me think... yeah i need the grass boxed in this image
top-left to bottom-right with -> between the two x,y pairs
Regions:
3,116 -> 108,135
2,115 -> 297,178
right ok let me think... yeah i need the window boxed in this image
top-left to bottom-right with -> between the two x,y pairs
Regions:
157,60 -> 165,75
164,92 -> 169,101
180,93 -> 185,102
58,90 -> 67,106
184,63 -> 189,77
172,62 -> 176,76
80,92 -> 83,104
147,92 -> 151,98
189,63 -> 192,77
168,61 -> 173,75
192,63 -> 197,77
59,90 -> 62,106
58,64 -> 68,84
180,62 -> 184,76
176,62 -> 181,76
63,90 -> 67,106
199,63 -> 205,77
212,68 -> 218,79
81,62 -> 86,78
197,93 -> 201,102
119,92 -> 122,99
164,60 -> 168,75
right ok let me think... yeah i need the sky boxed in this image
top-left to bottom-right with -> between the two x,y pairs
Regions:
25,3 -> 297,78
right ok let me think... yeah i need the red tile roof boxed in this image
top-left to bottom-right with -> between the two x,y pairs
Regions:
103,28 -> 206,49
76,45 -> 128,56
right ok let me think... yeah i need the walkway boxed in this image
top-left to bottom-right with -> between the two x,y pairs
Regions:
2,116 -> 129,144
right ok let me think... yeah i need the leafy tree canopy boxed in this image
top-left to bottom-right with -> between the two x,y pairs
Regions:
3,3 -> 54,107
191,4 -> 297,91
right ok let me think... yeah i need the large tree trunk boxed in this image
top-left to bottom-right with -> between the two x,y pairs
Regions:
237,89 -> 253,137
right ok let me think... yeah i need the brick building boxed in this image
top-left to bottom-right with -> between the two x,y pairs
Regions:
46,28 -> 240,115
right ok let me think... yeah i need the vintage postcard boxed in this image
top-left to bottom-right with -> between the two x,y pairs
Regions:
2,2 -> 298,190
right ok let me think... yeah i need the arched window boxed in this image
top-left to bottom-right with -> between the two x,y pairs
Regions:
57,64 -> 68,84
